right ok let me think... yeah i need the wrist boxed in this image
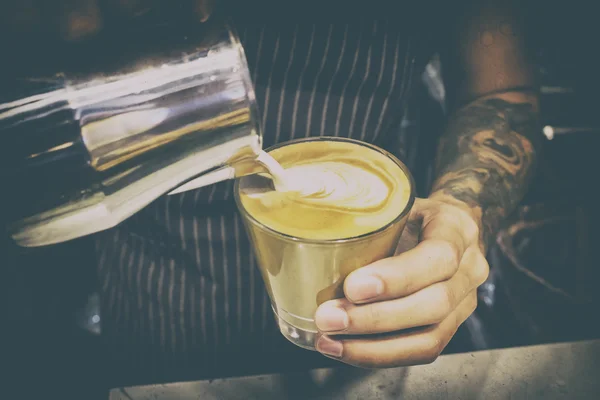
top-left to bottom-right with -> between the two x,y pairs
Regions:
428,190 -> 482,224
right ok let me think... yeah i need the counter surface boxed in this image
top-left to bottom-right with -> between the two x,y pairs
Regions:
109,339 -> 600,399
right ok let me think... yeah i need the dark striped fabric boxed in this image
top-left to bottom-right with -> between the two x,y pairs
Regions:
95,18 -> 439,385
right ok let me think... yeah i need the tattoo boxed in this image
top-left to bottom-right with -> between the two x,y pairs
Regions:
431,97 -> 540,251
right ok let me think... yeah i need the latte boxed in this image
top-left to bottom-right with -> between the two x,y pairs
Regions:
239,140 -> 412,240
235,137 -> 414,350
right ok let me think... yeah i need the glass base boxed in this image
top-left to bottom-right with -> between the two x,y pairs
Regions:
275,312 -> 318,351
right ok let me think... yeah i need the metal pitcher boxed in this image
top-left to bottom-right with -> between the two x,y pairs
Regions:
0,20 -> 261,247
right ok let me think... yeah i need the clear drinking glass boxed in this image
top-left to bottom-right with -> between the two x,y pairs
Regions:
234,137 -> 415,350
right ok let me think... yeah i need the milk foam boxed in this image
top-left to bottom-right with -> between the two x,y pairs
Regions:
239,140 -> 411,240
256,150 -> 289,192
254,149 -> 392,212
283,161 -> 390,211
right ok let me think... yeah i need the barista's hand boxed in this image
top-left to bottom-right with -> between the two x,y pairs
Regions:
0,0 -> 214,42
314,197 -> 489,368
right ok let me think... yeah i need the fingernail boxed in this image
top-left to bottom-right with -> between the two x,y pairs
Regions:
345,274 -> 384,302
316,336 -> 343,358
315,306 -> 349,332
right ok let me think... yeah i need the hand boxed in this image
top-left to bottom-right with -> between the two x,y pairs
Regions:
0,0 -> 214,42
314,197 -> 490,368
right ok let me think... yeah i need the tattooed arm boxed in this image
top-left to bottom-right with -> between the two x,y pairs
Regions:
431,0 -> 542,252
313,0 -> 544,368
313,0 -> 543,367
430,93 -> 540,251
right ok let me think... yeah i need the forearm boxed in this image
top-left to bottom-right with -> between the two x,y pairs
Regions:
430,90 -> 541,251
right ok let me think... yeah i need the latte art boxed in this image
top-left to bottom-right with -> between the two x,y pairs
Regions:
284,161 -> 391,211
239,140 -> 412,240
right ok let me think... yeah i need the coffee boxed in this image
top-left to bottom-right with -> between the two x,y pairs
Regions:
235,137 -> 414,350
239,140 -> 412,240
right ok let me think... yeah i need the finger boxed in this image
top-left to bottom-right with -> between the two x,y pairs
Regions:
344,202 -> 479,304
462,244 -> 491,289
344,239 -> 462,304
320,266 -> 472,335
316,291 -> 478,368
319,246 -> 488,335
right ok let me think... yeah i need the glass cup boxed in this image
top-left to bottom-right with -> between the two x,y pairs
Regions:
234,137 -> 415,350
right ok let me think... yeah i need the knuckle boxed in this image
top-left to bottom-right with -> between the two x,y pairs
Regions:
438,207 -> 463,227
425,240 -> 460,271
421,352 -> 441,365
440,204 -> 481,244
472,256 -> 491,287
421,335 -> 443,364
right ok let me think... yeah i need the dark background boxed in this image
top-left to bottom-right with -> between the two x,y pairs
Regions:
2,1 -> 600,398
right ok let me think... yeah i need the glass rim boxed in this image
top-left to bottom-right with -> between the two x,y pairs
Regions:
234,136 -> 416,245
